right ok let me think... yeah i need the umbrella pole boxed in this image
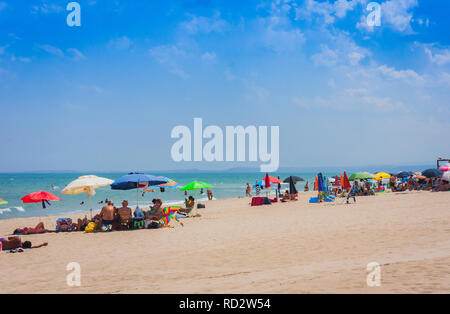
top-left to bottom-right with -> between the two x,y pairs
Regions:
40,203 -> 42,223
89,195 -> 92,220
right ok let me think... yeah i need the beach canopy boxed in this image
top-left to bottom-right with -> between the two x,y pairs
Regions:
0,198 -> 7,205
62,175 -> 114,196
374,172 -> 391,180
439,164 -> 450,172
349,172 -> 375,181
180,181 -> 213,191
111,172 -> 168,190
333,175 -> 340,187
283,176 -> 304,183
422,168 -> 442,178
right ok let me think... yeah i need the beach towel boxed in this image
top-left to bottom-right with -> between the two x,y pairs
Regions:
251,197 -> 264,206
56,218 -> 73,232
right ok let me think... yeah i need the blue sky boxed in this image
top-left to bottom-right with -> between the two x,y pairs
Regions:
0,0 -> 449,172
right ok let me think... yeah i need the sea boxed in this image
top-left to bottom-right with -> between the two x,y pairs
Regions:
0,172 -> 319,220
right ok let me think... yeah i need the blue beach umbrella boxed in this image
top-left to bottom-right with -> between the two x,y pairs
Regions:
317,173 -> 326,192
111,172 -> 169,208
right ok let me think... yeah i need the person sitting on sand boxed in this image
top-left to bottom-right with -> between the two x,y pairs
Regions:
100,201 -> 116,226
281,190 -> 290,202
13,222 -> 56,235
116,200 -> 132,230
146,199 -> 164,220
1,236 -> 48,251
73,217 -> 88,232
179,196 -> 195,215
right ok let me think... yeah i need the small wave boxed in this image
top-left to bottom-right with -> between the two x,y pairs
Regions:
0,208 -> 12,214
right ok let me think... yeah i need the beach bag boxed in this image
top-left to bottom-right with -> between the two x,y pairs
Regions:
197,203 -> 205,209
84,222 -> 96,233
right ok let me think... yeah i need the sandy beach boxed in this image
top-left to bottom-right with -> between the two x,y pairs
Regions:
0,190 -> 449,294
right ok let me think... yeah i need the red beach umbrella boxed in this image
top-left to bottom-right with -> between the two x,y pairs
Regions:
439,164 -> 450,172
21,191 -> 62,222
264,173 -> 272,189
343,172 -> 352,191
261,175 -> 282,184
334,175 -> 340,187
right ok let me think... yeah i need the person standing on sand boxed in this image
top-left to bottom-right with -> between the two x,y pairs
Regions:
304,181 -> 309,192
246,183 -> 252,197
207,188 -> 213,200
255,181 -> 261,196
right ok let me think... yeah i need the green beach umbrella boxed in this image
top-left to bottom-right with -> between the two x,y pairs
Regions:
0,198 -> 7,205
180,181 -> 213,191
349,172 -> 375,181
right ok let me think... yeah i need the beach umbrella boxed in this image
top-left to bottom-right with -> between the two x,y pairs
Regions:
442,171 -> 450,182
0,198 -> 7,205
289,176 -> 298,195
439,164 -> 450,172
334,175 -> 340,187
252,180 -> 265,188
153,176 -> 179,188
283,176 -> 304,184
374,172 -> 391,180
264,173 -> 272,189
413,174 -> 426,180
179,181 -> 213,191
261,175 -> 282,184
317,173 -> 326,192
21,191 -> 62,222
62,175 -> 114,219
396,171 -> 412,178
340,174 -> 344,187
349,172 -> 375,181
111,172 -> 169,208
314,176 -> 318,191
422,169 -> 442,178
343,172 -> 351,191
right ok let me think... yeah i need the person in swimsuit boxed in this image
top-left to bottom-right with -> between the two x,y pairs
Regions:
13,222 -> 55,235
100,201 -> 116,225
1,236 -> 48,251
146,199 -> 164,220
246,183 -> 252,197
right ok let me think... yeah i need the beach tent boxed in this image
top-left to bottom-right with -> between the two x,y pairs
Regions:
62,175 -> 114,219
111,173 -> 169,208
21,191 -> 61,222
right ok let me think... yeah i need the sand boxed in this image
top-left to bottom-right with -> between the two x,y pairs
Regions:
0,190 -> 449,294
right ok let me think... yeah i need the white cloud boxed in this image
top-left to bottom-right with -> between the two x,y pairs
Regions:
31,3 -> 64,14
381,0 -> 418,33
295,0 -> 363,24
67,48 -> 86,61
424,46 -> 450,66
10,55 -> 32,63
312,45 -> 338,66
377,64 -> 424,84
181,12 -> 229,34
201,52 -> 216,63
107,37 -> 132,50
149,45 -> 189,79
38,44 -> 64,57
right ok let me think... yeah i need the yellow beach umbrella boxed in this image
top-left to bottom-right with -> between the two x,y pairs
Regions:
62,175 -> 114,218
374,172 -> 391,180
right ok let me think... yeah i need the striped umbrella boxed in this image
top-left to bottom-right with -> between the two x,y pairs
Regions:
439,164 -> 450,172
154,176 -> 179,188
0,198 -> 7,205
